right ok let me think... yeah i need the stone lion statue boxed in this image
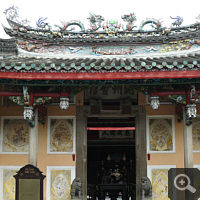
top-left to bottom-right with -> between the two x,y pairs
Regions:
141,177 -> 152,200
70,177 -> 82,200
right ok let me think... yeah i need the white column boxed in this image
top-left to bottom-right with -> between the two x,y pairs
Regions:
183,106 -> 193,168
29,108 -> 38,166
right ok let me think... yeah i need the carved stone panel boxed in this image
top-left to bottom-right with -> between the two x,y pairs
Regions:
1,117 -> 29,153
192,117 -> 200,152
47,116 -> 76,154
147,116 -> 175,153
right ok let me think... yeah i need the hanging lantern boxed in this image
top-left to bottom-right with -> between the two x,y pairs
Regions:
60,97 -> 69,110
186,104 -> 196,125
150,96 -> 160,110
23,106 -> 34,120
186,104 -> 196,119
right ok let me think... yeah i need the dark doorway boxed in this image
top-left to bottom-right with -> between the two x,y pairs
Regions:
87,117 -> 136,200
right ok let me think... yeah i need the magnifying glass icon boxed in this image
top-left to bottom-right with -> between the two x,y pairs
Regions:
174,174 -> 196,193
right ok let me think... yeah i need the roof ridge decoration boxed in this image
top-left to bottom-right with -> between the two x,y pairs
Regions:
4,5 -> 30,26
2,5 -> 200,57
3,17 -> 200,44
3,6 -> 191,32
3,5 -> 200,33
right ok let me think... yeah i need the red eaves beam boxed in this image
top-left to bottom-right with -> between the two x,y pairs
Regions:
0,91 -> 69,97
0,70 -> 200,80
87,127 -> 135,130
150,90 -> 186,96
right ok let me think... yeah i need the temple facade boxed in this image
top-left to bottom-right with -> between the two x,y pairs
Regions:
0,6 -> 200,200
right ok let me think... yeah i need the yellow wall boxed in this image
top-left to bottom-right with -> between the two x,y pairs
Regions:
139,93 -> 200,167
0,91 -> 84,199
1,90 -> 200,198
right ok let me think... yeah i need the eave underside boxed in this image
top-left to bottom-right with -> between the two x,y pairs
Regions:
0,48 -> 200,87
0,70 -> 200,81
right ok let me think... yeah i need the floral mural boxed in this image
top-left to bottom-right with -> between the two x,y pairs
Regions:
151,169 -> 168,200
3,169 -> 18,200
147,116 -> 175,153
48,117 -> 75,153
1,118 -> 29,153
192,118 -> 200,151
50,169 -> 73,200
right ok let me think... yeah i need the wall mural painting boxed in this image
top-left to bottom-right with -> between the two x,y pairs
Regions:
48,117 -> 75,153
3,169 -> 17,200
151,169 -> 168,200
192,117 -> 200,152
147,116 -> 175,153
50,170 -> 71,200
1,118 -> 29,153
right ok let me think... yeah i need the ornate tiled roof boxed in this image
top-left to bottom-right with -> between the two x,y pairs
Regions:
1,6 -> 200,84
0,38 -> 17,54
3,20 -> 200,45
0,53 -> 200,73
0,52 -> 200,81
3,6 -> 200,60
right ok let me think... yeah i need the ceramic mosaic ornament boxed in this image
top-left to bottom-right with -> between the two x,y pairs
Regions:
192,118 -> 200,152
3,169 -> 17,200
147,116 -> 175,153
49,117 -> 75,153
50,170 -> 71,200
1,118 -> 29,153
151,169 -> 168,200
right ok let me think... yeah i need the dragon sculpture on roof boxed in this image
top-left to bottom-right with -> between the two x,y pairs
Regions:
3,5 -> 200,47
55,20 -> 85,32
121,12 -> 137,31
139,18 -> 163,30
88,13 -> 104,31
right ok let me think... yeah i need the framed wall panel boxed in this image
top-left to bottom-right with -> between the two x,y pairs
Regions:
1,117 -> 29,154
46,166 -> 76,200
47,116 -> 76,154
146,115 -> 175,153
0,165 -> 22,200
192,117 -> 200,152
147,165 -> 176,200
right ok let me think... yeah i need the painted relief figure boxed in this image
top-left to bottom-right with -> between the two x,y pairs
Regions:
50,170 -> 71,200
49,118 -> 74,153
151,169 -> 168,200
3,169 -> 18,200
2,118 -> 29,153
192,118 -> 200,151
148,117 -> 174,152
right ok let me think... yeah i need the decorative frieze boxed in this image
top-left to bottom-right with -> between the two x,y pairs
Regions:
147,165 -> 176,200
46,166 -> 75,200
146,116 -> 175,153
47,116 -> 76,154
1,166 -> 22,200
1,117 -> 29,153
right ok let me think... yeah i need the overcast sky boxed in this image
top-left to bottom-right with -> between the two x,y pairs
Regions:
0,0 -> 200,38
